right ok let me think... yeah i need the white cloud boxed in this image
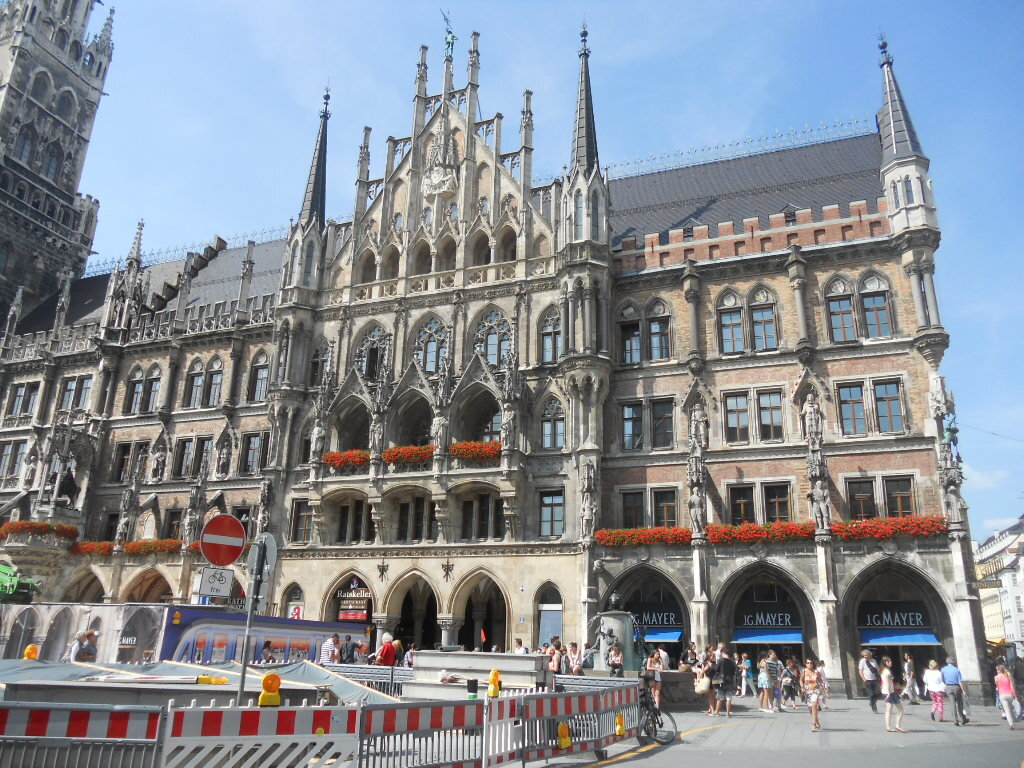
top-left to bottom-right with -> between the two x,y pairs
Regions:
962,463 -> 1010,491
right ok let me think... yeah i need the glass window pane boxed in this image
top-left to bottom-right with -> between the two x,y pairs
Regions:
752,307 -> 777,351
720,310 -> 744,353
874,381 -> 904,433
622,492 -> 645,528
838,385 -> 866,435
725,394 -> 749,443
758,391 -> 783,441
729,487 -> 755,524
652,400 -> 674,448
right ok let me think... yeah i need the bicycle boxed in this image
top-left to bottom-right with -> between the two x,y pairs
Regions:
638,685 -> 677,745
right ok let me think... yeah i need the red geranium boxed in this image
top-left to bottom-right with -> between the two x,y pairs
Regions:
381,444 -> 435,464
595,527 -> 693,546
831,515 -> 947,540
322,450 -> 371,469
0,521 -> 79,541
448,440 -> 502,460
70,541 -> 115,555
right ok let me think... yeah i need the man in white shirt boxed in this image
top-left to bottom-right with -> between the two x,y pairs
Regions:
658,645 -> 670,670
513,638 -> 529,655
858,649 -> 881,713
318,634 -> 339,665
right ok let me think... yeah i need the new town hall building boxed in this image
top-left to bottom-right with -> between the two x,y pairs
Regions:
0,14 -> 987,694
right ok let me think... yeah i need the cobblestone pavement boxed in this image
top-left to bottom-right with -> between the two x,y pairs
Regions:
544,695 -> 1024,767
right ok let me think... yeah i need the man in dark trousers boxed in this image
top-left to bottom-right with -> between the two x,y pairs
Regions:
712,647 -> 738,717
339,635 -> 357,665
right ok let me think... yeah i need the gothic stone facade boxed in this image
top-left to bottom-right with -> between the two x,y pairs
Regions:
0,33 -> 987,692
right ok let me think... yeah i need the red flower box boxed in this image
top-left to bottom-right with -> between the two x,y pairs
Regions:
448,440 -> 502,460
70,541 -> 115,555
70,538 -> 201,556
381,444 -> 435,464
831,515 -> 947,540
594,527 -> 693,546
0,521 -> 79,541
322,449 -> 371,469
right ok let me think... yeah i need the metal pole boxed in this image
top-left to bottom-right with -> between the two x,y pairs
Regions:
236,538 -> 266,706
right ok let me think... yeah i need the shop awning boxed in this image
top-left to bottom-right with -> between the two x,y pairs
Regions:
860,628 -> 941,646
732,628 -> 803,644
641,629 -> 683,643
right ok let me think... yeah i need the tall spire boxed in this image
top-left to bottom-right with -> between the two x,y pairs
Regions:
876,38 -> 925,165
126,219 -> 144,267
570,25 -> 599,176
299,89 -> 331,228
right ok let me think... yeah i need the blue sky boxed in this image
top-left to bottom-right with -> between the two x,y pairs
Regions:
78,1 -> 1023,536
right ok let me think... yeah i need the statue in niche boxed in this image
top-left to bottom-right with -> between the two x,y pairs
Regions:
216,441 -> 230,477
310,420 -> 326,461
688,486 -> 706,534
369,413 -> 385,455
276,332 -> 289,382
430,412 -> 448,448
256,477 -> 272,535
500,402 -> 517,450
580,460 -> 597,537
801,391 -> 824,449
943,484 -> 966,524
689,401 -> 709,456
808,479 -> 834,531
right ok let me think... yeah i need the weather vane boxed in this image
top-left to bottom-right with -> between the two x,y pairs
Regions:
441,9 -> 456,59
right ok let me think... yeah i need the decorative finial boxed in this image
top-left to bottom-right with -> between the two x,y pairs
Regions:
579,23 -> 590,56
321,85 -> 331,119
878,32 -> 892,66
441,9 -> 457,59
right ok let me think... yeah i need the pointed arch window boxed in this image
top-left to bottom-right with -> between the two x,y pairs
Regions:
476,309 -> 511,366
30,71 -> 50,101
860,275 -> 892,338
124,367 -> 144,414
541,399 -> 565,449
825,278 -> 857,342
539,309 -> 562,363
717,293 -> 744,354
646,301 -> 670,360
204,358 -> 223,407
289,243 -> 300,283
890,180 -> 900,208
590,190 -> 600,240
415,317 -> 448,373
308,345 -> 328,387
573,190 -> 584,240
422,207 -> 432,228
144,365 -> 161,413
41,144 -> 61,180
749,288 -> 778,351
183,359 -> 204,409
356,325 -> 387,379
13,128 -> 34,165
479,409 -> 502,443
248,351 -> 269,402
903,176 -> 915,205
302,241 -> 316,286
56,91 -> 75,121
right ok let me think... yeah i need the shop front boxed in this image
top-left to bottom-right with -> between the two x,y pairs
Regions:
857,600 -> 945,684
729,580 -> 809,661
611,568 -> 688,666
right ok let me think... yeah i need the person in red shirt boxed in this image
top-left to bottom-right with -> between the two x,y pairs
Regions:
375,632 -> 397,666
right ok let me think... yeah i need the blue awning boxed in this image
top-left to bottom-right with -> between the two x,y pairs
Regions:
860,628 -> 941,646
733,628 -> 803,644
640,629 -> 683,643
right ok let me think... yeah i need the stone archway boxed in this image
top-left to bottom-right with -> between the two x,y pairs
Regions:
839,560 -> 956,698
4,607 -> 38,658
450,570 -> 509,652
121,569 -> 173,603
61,570 -> 106,602
603,565 -> 690,665
39,607 -> 73,661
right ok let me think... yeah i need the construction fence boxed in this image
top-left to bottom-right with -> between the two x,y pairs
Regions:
0,683 -> 642,768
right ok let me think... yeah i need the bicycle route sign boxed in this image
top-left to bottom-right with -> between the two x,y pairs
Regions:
200,566 -> 233,598
199,514 -> 246,566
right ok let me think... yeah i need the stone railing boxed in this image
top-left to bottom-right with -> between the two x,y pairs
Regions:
386,461 -> 432,474
1,414 -> 33,429
449,455 -> 501,471
1,532 -> 73,550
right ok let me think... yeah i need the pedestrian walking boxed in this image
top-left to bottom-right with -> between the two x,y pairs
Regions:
781,658 -> 801,709
318,633 -> 340,665
646,649 -> 664,710
902,652 -> 920,704
765,650 -> 784,712
994,664 -> 1017,730
858,649 -> 882,713
816,660 -> 830,710
712,648 -> 737,718
923,659 -> 946,721
736,652 -> 753,697
940,657 -> 969,726
881,656 -> 907,733
801,659 -> 822,732
757,657 -> 773,712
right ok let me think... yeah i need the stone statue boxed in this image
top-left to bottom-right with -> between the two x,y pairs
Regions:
688,486 -> 705,534
114,510 -> 131,547
500,402 -> 516,450
808,479 -> 833,531
256,477 -> 272,535
369,413 -> 384,455
801,391 -> 824,448
689,401 -> 709,456
276,332 -> 289,382
216,441 -> 230,477
430,412 -> 448,448
180,506 -> 199,550
310,421 -> 326,460
581,460 -> 596,511
150,442 -> 166,481
943,485 -> 966,524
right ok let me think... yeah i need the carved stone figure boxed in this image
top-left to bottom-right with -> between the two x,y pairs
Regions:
688,486 -> 706,534
689,401 -> 709,456
581,460 -> 596,511
257,477 -> 272,535
430,412 -> 448,448
369,413 -> 385,455
114,510 -> 130,547
801,391 -> 824,448
808,479 -> 833,531
943,485 -> 966,524
276,332 -> 289,382
310,421 -> 326,460
500,402 -> 516,450
216,442 -> 230,477
180,506 -> 199,550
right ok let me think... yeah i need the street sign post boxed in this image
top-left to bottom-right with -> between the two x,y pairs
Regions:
199,566 -> 232,598
245,532 -> 277,613
199,515 -> 246,567
236,531 -> 277,706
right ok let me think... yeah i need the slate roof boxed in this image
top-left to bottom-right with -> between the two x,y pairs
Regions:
877,55 -> 925,164
608,133 -> 883,247
17,273 -> 110,334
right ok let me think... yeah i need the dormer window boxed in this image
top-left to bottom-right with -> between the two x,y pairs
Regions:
784,210 -> 797,226
683,226 -> 694,242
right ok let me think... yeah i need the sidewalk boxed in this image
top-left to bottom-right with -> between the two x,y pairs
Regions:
545,694 -> 1023,765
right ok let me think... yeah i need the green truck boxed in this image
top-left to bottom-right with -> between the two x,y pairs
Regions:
0,563 -> 40,603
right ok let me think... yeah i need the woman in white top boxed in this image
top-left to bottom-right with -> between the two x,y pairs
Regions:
880,656 -> 906,733
646,649 -> 664,709
922,659 -> 946,721
566,642 -> 584,675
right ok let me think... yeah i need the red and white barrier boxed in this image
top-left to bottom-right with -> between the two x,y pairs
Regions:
0,704 -> 161,741
168,705 -> 359,738
361,700 -> 484,735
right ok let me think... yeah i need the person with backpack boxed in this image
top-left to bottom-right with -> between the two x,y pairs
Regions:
858,649 -> 882,713
69,631 -> 98,663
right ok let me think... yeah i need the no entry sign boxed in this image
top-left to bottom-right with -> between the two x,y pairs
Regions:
200,514 -> 246,566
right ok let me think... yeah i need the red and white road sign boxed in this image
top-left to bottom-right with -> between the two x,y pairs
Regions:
199,514 -> 246,566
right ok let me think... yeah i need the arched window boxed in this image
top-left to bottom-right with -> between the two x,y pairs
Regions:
69,41 -> 82,62
248,351 -> 269,402
82,52 -> 94,72
308,345 -> 328,387
183,359 -> 204,409
41,143 -> 61,179
30,71 -> 50,101
422,207 -> 432,228
302,241 -> 315,286
448,203 -> 459,223
748,288 -> 778,351
283,585 -> 305,620
356,325 -> 387,379
393,212 -> 403,232
0,174 -> 10,191
860,274 -> 892,338
0,243 -> 8,271
13,128 -> 34,165
890,180 -> 900,208
144,364 -> 161,413
541,399 -> 565,449
590,190 -> 600,240
717,292 -> 744,354
573,190 -> 583,240
415,317 -> 447,373
825,277 -> 857,342
288,243 -> 299,283
356,251 -> 376,284
539,308 -> 562,363
475,309 -> 511,366
646,300 -> 670,360
903,176 -> 915,205
479,408 -> 501,442
124,367 -> 144,414
204,358 -> 223,407
56,91 -> 75,121
55,29 -> 68,50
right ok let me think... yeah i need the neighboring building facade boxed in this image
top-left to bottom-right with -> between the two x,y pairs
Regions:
0,0 -> 110,317
973,515 -> 1024,659
0,31 -> 988,693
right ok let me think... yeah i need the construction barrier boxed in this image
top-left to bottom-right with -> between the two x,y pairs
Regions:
0,701 -> 163,768
357,699 -> 485,768
162,702 -> 360,768
518,686 -> 641,763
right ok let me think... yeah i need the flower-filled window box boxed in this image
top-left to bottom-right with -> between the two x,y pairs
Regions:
322,450 -> 371,474
381,445 -> 436,464
0,521 -> 79,541
70,539 -> 202,556
448,440 -> 501,467
831,515 -> 947,540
